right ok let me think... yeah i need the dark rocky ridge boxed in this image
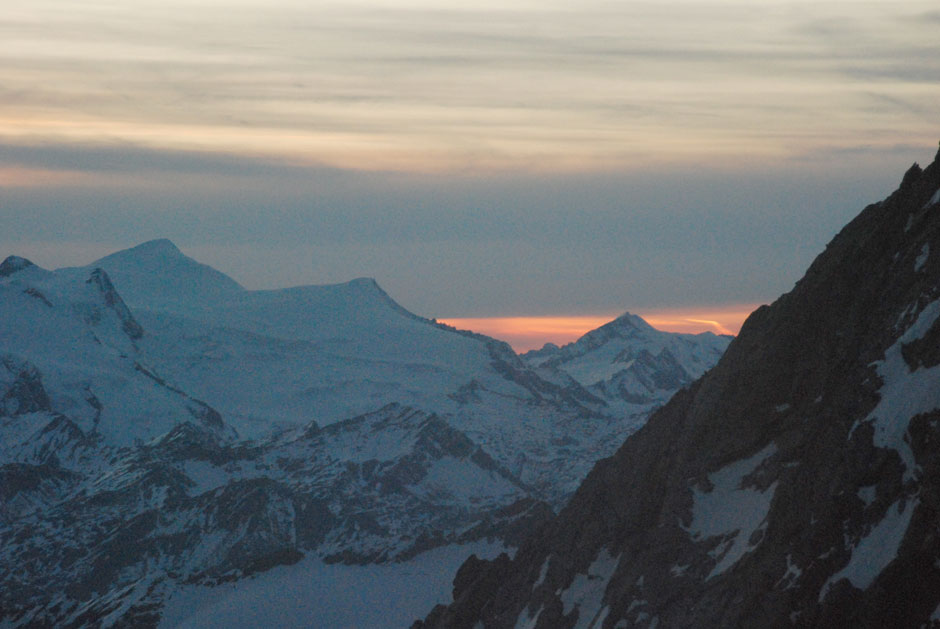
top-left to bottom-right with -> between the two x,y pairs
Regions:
418,143 -> 940,628
86,267 -> 145,340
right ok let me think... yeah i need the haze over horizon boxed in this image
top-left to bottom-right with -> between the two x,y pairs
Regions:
3,0 -> 939,335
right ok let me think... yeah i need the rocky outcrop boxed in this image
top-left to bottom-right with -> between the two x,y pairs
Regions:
0,405 -> 552,626
0,255 -> 35,277
1,357 -> 51,416
417,146 -> 940,628
86,267 -> 144,340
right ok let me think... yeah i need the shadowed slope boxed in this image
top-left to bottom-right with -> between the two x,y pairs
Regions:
418,145 -> 940,628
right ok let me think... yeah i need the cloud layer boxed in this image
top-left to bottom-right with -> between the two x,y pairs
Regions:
3,0 -> 938,170
1,1 -> 938,320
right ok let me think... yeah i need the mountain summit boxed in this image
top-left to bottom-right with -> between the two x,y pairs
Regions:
523,310 -> 728,414
0,255 -> 36,277
418,145 -> 940,628
92,239 -> 244,310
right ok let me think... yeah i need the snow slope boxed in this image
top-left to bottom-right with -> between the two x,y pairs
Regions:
523,311 -> 730,414
0,240 -> 730,628
0,259 -> 227,448
159,541 -> 508,629
90,241 -> 694,502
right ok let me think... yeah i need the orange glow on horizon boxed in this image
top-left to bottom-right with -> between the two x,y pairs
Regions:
440,303 -> 761,353
440,315 -> 619,353
0,166 -> 98,188
638,304 -> 761,337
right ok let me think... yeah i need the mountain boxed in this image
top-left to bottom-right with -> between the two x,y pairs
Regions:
88,241 -> 725,503
417,147 -> 940,628
523,312 -> 729,414
0,404 -> 550,626
0,237 -> 729,626
0,260 -> 228,449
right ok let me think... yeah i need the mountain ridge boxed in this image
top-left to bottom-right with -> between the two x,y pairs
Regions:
522,308 -> 729,414
417,144 -> 940,628
1,231 -> 732,625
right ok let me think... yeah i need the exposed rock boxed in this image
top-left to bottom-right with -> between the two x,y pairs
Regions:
417,146 -> 940,627
0,255 -> 34,277
86,267 -> 144,340
0,404 -> 550,625
1,357 -> 51,416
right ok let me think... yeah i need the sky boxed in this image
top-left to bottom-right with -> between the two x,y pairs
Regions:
2,0 -> 939,347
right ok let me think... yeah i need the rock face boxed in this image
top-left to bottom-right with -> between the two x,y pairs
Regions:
85,267 -> 145,340
418,147 -> 940,628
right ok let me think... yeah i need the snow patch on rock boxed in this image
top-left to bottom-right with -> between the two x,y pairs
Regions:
775,554 -> 802,590
685,443 -> 778,579
559,548 -> 621,628
866,299 -> 940,478
857,485 -> 877,507
819,498 -> 916,601
514,604 -> 543,629
924,187 -> 940,209
915,243 -> 929,272
532,557 -> 550,590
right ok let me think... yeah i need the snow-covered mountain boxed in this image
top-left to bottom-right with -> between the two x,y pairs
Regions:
417,146 -> 940,628
0,259 -> 228,450
90,242 -> 579,424
89,238 -> 244,312
0,238 -> 728,626
523,312 -> 729,415
85,240 -> 726,501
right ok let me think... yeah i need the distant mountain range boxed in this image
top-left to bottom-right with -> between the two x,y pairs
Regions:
0,236 -> 727,625
418,146 -> 940,627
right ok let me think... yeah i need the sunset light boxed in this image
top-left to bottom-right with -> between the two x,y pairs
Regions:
3,0 -> 938,624
440,303 -> 759,352
439,315 -> 619,352
637,304 -> 761,337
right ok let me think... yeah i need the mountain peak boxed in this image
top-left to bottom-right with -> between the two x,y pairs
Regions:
610,310 -> 655,331
417,143 -> 940,629
91,240 -> 244,311
343,276 -> 426,322
0,255 -> 36,277
346,276 -> 380,289
102,239 -> 186,263
130,238 -> 181,255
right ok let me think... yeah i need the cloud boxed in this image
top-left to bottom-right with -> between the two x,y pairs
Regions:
0,140 -> 338,178
1,1 -> 937,172
2,1 -> 938,319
